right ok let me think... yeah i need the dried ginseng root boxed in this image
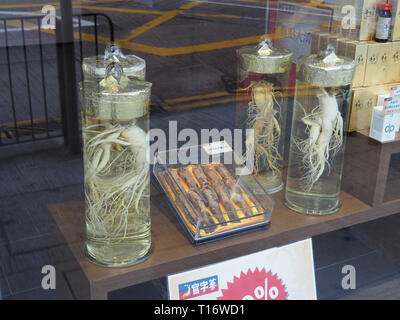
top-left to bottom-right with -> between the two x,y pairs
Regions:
192,166 -> 209,187
177,167 -> 221,232
192,166 -> 227,225
178,167 -> 198,189
178,167 -> 204,200
212,183 -> 237,219
202,166 -> 240,221
169,170 -> 199,227
213,164 -> 253,217
202,187 -> 227,225
214,163 -> 241,192
187,190 -> 217,233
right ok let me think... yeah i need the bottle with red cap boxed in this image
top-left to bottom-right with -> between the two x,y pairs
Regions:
375,3 -> 392,42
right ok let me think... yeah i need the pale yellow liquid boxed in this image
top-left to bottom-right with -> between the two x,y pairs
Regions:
83,118 -> 152,267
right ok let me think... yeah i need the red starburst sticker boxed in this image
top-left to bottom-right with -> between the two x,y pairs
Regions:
217,268 -> 288,300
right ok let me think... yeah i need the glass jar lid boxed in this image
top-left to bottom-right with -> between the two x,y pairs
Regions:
81,76 -> 152,121
296,44 -> 355,87
81,45 -> 152,121
237,37 -> 293,74
82,44 -> 146,80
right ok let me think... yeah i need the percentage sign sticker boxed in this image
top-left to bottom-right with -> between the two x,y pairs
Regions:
217,268 -> 288,300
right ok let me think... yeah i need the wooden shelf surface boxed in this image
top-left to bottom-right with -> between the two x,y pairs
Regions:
48,185 -> 400,299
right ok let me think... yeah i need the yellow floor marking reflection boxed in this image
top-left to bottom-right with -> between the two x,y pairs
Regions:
0,0 -> 129,9
120,11 -> 179,41
164,91 -> 230,104
178,1 -> 203,10
72,5 -> 164,16
115,34 -> 267,56
164,96 -> 240,111
119,1 -> 203,41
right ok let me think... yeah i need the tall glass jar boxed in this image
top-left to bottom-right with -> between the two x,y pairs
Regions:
80,45 -> 152,267
236,38 -> 293,194
284,45 -> 355,215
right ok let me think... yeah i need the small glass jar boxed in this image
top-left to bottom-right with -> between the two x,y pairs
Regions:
284,45 -> 355,215
80,45 -> 152,267
236,38 -> 293,194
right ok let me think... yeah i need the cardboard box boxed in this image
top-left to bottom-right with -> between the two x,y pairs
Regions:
363,41 -> 379,86
333,37 -> 349,54
389,0 -> 400,41
336,38 -> 348,56
310,32 -> 338,54
364,41 -> 391,86
378,42 -> 392,84
376,92 -> 391,106
349,85 -> 390,131
318,33 -> 331,51
345,41 -> 368,87
388,41 -> 400,82
383,86 -> 400,117
369,106 -> 399,142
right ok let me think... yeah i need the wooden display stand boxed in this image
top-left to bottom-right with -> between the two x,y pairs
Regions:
48,130 -> 400,300
49,189 -> 400,299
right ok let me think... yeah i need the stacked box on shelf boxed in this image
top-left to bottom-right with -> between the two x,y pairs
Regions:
311,35 -> 370,87
310,32 -> 400,132
311,35 -> 400,82
363,41 -> 392,86
310,32 -> 330,53
334,40 -> 400,87
348,84 -> 394,132
336,37 -> 348,55
349,41 -> 400,131
309,0 -> 400,133
389,41 -> 400,82
343,40 -> 369,87
389,0 -> 400,41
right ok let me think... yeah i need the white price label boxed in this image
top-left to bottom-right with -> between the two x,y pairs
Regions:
202,140 -> 232,156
